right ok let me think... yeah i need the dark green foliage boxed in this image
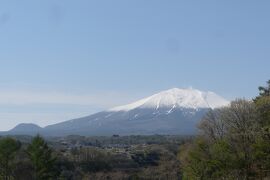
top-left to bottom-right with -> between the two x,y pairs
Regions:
257,80 -> 270,97
131,151 -> 160,167
0,137 -> 21,180
80,160 -> 111,172
255,80 -> 270,133
253,80 -> 270,177
255,81 -> 270,136
26,135 -> 56,180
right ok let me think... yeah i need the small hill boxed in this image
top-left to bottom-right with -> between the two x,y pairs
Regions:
6,123 -> 43,135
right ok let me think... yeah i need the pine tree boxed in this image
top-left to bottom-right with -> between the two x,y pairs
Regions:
255,80 -> 270,103
0,137 -> 21,180
254,80 -> 270,177
255,80 -> 270,128
258,80 -> 270,97
27,135 -> 56,180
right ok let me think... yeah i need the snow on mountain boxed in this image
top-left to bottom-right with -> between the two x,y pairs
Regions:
109,88 -> 229,112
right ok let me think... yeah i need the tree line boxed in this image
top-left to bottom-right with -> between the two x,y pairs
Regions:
0,135 -> 56,180
0,135 -> 182,179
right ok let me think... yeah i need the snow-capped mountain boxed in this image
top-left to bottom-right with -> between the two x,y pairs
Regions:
109,88 -> 229,111
3,88 -> 229,136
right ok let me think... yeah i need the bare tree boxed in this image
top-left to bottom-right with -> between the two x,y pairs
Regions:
199,108 -> 226,141
198,99 -> 259,178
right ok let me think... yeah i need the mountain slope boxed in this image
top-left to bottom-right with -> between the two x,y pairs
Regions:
43,88 -> 229,136
3,88 -> 229,136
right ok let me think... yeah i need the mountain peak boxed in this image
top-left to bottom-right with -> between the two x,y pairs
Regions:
109,88 -> 229,112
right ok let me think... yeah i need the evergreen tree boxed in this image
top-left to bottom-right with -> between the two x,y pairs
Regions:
255,80 -> 270,128
0,137 -> 21,180
253,80 -> 270,177
258,80 -> 270,97
27,135 -> 56,180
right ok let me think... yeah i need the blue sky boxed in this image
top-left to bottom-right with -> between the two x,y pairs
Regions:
0,0 -> 269,130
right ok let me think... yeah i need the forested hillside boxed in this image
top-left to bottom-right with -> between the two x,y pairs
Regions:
179,80 -> 270,179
